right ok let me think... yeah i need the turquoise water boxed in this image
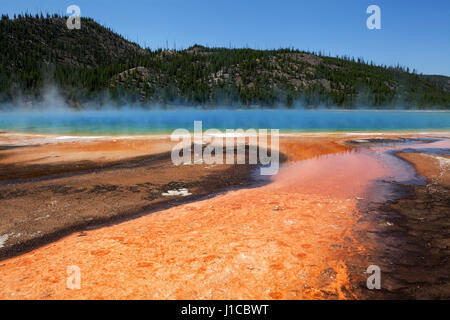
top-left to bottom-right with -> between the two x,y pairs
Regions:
0,110 -> 449,135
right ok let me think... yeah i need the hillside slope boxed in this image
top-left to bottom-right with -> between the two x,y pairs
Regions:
1,14 -> 449,109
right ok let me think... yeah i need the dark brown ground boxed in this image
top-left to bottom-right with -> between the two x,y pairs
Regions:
0,144 -> 265,261
355,151 -> 450,299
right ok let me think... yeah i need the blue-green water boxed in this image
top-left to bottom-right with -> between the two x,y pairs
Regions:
0,110 -> 449,135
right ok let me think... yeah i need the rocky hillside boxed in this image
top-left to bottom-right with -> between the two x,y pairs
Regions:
1,14 -> 449,108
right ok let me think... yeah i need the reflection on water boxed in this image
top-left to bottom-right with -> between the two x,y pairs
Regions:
271,149 -> 389,198
0,110 -> 449,134
271,137 -> 450,202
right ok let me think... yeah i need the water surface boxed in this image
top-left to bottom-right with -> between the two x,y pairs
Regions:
0,110 -> 449,135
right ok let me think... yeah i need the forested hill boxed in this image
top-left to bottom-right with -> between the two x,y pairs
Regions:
1,14 -> 449,109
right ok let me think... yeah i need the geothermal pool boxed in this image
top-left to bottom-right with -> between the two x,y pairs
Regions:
0,110 -> 449,134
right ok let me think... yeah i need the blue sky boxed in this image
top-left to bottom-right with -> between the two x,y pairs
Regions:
3,0 -> 450,76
